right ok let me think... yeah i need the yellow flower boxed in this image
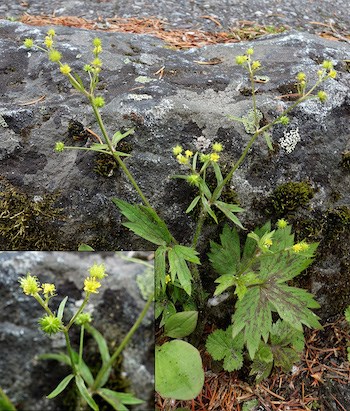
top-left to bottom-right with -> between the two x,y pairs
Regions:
322,60 -> 333,70
92,57 -> 102,67
93,38 -> 102,47
48,49 -> 62,62
60,64 -> 71,75
328,69 -> 337,79
93,46 -> 103,55
251,61 -> 261,70
292,242 -> 309,253
317,90 -> 327,103
42,283 -> 56,296
200,153 -> 210,163
236,55 -> 248,65
19,274 -> 41,296
212,142 -> 223,152
187,174 -> 200,186
296,72 -> 306,82
165,275 -> 171,284
246,48 -> 254,55
54,142 -> 65,152
185,150 -> 193,158
172,145 -> 183,156
47,29 -> 56,37
84,277 -> 101,294
263,238 -> 273,248
24,38 -> 34,48
210,152 -> 220,162
176,154 -> 189,165
44,36 -> 53,48
88,263 -> 107,279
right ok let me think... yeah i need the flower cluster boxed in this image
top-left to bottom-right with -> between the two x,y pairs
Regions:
84,263 -> 107,295
235,48 -> 262,74
172,142 -> 223,166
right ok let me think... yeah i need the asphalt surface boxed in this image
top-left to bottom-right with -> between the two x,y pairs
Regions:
0,0 -> 349,33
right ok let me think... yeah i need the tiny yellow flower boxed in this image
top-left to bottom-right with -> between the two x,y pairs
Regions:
93,96 -> 105,108
251,61 -> 261,70
42,283 -> 56,296
93,46 -> 103,55
93,38 -> 102,47
277,218 -> 288,229
24,38 -> 34,48
60,64 -> 71,75
88,263 -> 107,279
328,69 -> 337,79
322,60 -> 333,70
263,238 -> 273,248
246,48 -> 254,55
292,242 -> 309,253
92,57 -> 102,67
84,277 -> 101,294
165,274 -> 171,284
54,141 -> 65,152
212,142 -> 223,152
172,145 -> 183,156
185,150 -> 193,158
236,55 -> 248,65
210,152 -> 220,162
296,72 -> 306,82
176,154 -> 189,165
47,29 -> 56,37
317,90 -> 327,103
48,49 -> 62,62
44,36 -> 54,48
19,274 -> 41,296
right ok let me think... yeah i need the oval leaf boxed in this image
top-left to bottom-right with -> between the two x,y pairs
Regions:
164,311 -> 198,338
155,340 -> 204,400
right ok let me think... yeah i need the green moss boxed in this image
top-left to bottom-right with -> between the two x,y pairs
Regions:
0,178 -> 65,250
269,181 -> 315,216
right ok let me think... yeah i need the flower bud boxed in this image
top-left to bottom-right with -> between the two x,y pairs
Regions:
39,315 -> 62,335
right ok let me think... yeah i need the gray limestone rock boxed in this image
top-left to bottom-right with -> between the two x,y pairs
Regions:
0,251 -> 154,411
0,21 -> 349,319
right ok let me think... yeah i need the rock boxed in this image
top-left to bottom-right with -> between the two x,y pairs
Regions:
0,21 -> 349,318
0,251 -> 154,411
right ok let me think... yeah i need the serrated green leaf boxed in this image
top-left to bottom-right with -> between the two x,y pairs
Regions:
168,245 -> 198,295
186,195 -> 200,213
113,199 -> 173,246
208,224 -> 241,277
231,287 -> 273,359
46,374 -> 74,399
206,326 -> 244,372
164,311 -> 198,338
75,375 -> 99,411
57,296 -> 68,321
213,274 -> 236,296
249,343 -> 274,382
214,201 -> 244,229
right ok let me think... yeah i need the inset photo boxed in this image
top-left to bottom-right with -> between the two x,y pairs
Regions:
0,251 -> 154,411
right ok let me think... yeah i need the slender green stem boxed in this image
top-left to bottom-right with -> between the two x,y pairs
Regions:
191,207 -> 207,249
63,328 -> 77,375
248,63 -> 259,131
78,325 -> 85,369
66,297 -> 89,331
33,294 -> 54,317
91,292 -> 154,391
